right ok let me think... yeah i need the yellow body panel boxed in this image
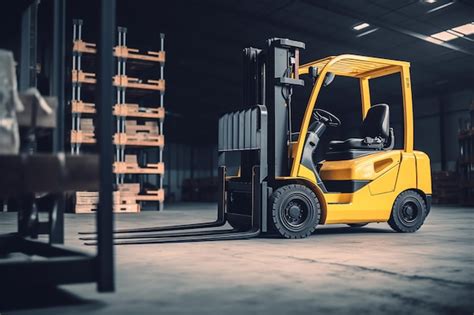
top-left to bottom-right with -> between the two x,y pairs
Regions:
368,164 -> 399,195
414,151 -> 432,194
323,186 -> 394,224
322,152 -> 418,224
319,151 -> 401,181
297,164 -> 317,184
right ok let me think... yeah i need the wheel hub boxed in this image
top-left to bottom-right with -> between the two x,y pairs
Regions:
401,202 -> 418,223
284,201 -> 307,226
288,205 -> 302,219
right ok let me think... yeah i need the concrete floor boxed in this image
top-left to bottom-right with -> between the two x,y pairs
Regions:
1,203 -> 473,314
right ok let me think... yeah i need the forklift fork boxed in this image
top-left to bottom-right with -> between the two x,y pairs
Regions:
78,167 -> 227,236
84,165 -> 264,245
82,105 -> 268,245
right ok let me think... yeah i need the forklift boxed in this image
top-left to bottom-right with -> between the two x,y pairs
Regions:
81,38 -> 432,245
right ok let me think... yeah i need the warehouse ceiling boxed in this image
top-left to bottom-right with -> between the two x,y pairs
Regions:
2,0 -> 474,143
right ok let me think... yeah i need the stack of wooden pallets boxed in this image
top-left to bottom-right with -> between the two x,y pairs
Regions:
71,118 -> 96,144
432,171 -> 459,204
74,185 -> 140,213
75,191 -> 100,213
115,183 -> 141,212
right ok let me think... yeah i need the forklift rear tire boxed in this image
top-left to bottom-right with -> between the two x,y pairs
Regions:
270,184 -> 320,239
388,190 -> 427,233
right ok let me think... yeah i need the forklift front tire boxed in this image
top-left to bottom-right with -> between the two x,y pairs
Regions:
388,190 -> 427,233
270,184 -> 321,239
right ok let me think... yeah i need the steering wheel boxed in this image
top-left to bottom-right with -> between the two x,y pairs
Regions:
313,109 -> 341,127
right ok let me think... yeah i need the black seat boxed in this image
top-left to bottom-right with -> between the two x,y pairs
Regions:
326,104 -> 394,160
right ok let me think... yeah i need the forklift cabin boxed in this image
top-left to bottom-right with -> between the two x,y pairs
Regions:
81,38 -> 432,244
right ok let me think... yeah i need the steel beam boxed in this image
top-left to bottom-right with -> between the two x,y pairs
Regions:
52,0 -> 65,153
19,0 -> 38,91
96,0 -> 116,293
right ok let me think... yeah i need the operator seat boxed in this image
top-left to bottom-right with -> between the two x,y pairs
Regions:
326,104 -> 394,161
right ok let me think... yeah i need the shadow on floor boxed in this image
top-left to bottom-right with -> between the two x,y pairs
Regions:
258,226 -> 393,239
314,226 -> 394,235
0,286 -> 104,313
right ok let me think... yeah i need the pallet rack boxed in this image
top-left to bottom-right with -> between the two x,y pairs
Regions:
71,19 -> 97,154
70,20 -> 165,212
458,102 -> 474,206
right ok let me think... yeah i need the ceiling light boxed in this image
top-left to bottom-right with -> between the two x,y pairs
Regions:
451,22 -> 474,35
425,37 -> 444,45
356,28 -> 379,38
426,1 -> 455,13
447,29 -> 464,37
353,23 -> 370,31
421,0 -> 437,3
431,31 -> 459,41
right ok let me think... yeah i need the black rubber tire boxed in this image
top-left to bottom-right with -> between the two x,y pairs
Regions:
348,223 -> 368,228
270,184 -> 321,239
388,190 -> 427,233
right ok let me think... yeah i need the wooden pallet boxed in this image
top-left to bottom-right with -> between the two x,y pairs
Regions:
115,154 -> 165,175
72,72 -> 165,92
114,133 -> 164,147
113,104 -> 164,119
72,41 -> 165,61
431,171 -> 460,204
76,191 -> 120,202
80,118 -> 95,131
76,191 -> 99,205
114,204 -> 140,212
73,40 -> 97,54
458,128 -> 474,139
114,161 -> 164,174
114,46 -> 165,63
117,183 -> 140,201
125,120 -> 159,134
117,183 -> 140,193
72,70 -> 96,84
75,203 -> 140,213
72,100 -> 96,114
75,190 -> 139,213
71,131 -> 96,144
113,75 -> 165,91
124,154 -> 138,163
136,189 -> 165,202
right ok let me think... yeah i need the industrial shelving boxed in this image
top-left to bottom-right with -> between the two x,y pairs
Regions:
71,20 -> 97,154
458,102 -> 474,206
70,19 -> 165,212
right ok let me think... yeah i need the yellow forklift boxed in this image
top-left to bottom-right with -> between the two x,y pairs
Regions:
81,38 -> 431,244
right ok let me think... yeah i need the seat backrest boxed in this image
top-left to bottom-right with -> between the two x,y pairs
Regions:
361,104 -> 389,139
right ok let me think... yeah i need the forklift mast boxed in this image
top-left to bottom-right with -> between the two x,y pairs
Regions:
216,38 -> 306,232
243,39 -> 305,180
